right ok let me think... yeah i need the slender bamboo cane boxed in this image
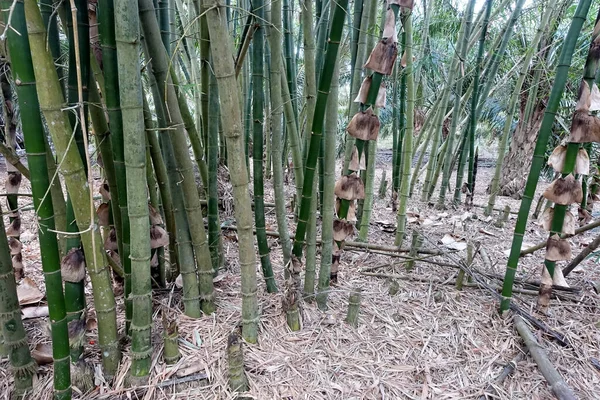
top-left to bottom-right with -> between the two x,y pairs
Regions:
268,0 -> 293,269
485,3 -> 553,216
283,0 -> 298,124
114,0 -> 153,381
251,0 -> 277,293
435,0 -> 473,207
358,140 -> 376,240
316,53 -> 339,310
395,7 -> 415,246
3,2 -> 68,395
25,0 -> 121,377
139,0 -> 215,314
205,0 -> 259,342
500,0 -> 592,314
208,69 -> 224,273
281,59 -> 303,203
464,0 -> 492,207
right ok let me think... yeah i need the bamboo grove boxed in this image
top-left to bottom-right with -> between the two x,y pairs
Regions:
0,0 -> 598,397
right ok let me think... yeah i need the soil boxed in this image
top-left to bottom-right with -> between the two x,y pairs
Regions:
1,148 -> 599,399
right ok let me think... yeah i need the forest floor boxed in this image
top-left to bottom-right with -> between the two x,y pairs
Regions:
1,148 -> 600,400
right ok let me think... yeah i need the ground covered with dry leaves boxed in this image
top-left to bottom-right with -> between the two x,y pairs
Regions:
0,152 -> 599,400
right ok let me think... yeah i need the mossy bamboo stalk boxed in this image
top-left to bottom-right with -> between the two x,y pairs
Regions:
394,7 -> 415,246
205,0 -> 259,342
25,0 -> 121,377
4,2 -> 67,395
98,0 -> 131,329
170,70 -> 209,191
500,0 -> 592,314
268,0 -> 293,269
114,0 -> 153,381
139,0 -> 215,314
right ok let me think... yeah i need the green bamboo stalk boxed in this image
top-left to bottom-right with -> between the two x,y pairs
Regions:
267,0 -> 293,269
251,0 -> 277,293
464,0 -> 492,206
291,0 -> 349,258
3,2 -> 67,396
25,0 -> 121,377
208,69 -> 224,273
98,0 -> 132,329
281,56 -> 303,192
500,0 -> 592,314
392,45 -> 405,200
314,0 -> 329,82
158,0 -> 171,53
539,9 -> 600,312
485,3 -> 553,216
139,0 -> 215,314
283,0 -> 298,123
394,7 -> 415,246
349,0 -> 363,89
205,0 -> 259,342
358,139 -> 376,240
114,0 -> 153,381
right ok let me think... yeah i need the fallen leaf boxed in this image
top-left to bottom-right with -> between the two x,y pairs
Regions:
17,278 -> 44,305
31,343 -> 53,365
478,228 -> 497,237
441,234 -> 467,251
21,305 -> 49,319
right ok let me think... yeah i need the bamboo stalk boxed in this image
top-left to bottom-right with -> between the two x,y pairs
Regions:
500,0 -> 592,314
514,316 -> 576,400
25,0 -> 121,377
205,0 -> 259,342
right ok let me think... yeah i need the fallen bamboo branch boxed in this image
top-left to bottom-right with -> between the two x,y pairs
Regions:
562,232 -> 600,277
415,233 -> 571,347
479,351 -> 525,400
220,225 -> 446,255
521,219 -> 600,257
0,142 -> 30,180
514,315 -> 577,400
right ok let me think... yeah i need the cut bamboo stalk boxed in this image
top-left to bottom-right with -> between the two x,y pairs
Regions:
345,287 -> 362,327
